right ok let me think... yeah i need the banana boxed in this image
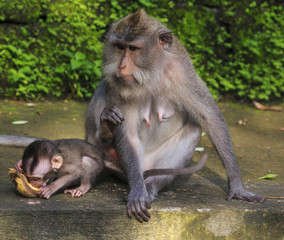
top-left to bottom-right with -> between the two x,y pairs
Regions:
8,168 -> 40,197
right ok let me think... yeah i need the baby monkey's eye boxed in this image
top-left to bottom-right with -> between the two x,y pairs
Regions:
30,177 -> 41,182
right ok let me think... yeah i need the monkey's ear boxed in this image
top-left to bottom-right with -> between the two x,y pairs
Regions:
15,159 -> 23,173
51,154 -> 63,170
158,31 -> 173,50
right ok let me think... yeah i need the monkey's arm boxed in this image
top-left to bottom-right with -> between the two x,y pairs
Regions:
0,135 -> 43,147
115,124 -> 151,223
40,172 -> 81,199
182,77 -> 264,203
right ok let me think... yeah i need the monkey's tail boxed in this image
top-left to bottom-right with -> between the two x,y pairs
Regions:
143,152 -> 208,179
0,135 -> 43,148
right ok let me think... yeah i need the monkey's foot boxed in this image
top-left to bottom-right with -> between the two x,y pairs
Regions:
64,185 -> 91,197
127,189 -> 151,223
228,189 -> 264,203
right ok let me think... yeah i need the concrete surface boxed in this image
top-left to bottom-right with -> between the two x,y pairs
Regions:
0,99 -> 283,240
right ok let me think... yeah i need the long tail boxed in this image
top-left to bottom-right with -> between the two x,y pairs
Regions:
0,135 -> 43,148
143,152 -> 208,179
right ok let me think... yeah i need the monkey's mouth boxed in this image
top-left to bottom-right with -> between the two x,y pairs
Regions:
117,74 -> 134,82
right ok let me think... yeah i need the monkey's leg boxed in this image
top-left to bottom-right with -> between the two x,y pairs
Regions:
63,174 -> 92,197
144,124 -> 201,200
64,156 -> 103,197
64,179 -> 91,198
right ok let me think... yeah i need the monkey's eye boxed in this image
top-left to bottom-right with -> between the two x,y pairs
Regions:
30,177 -> 41,182
115,43 -> 125,50
129,45 -> 140,51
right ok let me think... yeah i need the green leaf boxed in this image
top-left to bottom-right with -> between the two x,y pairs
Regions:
7,45 -> 18,53
75,52 -> 86,61
48,28 -> 57,36
259,174 -> 278,180
62,50 -> 74,59
19,66 -> 32,74
71,59 -> 82,70
55,65 -> 66,74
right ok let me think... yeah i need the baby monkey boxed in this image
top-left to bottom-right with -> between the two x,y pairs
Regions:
14,106 -> 207,199
13,107 -> 123,199
15,139 -> 103,199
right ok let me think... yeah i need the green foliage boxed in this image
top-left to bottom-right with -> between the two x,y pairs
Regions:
0,0 -> 283,100
172,0 -> 284,100
0,0 -> 43,22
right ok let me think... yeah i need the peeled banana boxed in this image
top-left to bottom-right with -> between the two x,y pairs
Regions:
8,168 -> 40,197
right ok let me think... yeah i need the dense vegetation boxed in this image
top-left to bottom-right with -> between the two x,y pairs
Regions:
0,0 -> 283,100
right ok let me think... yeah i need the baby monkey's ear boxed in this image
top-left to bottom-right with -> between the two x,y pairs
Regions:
51,154 -> 63,169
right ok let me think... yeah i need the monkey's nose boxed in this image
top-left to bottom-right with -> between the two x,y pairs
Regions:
119,63 -> 126,69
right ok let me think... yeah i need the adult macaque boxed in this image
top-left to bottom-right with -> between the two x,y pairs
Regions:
86,9 -> 264,222
16,139 -> 104,198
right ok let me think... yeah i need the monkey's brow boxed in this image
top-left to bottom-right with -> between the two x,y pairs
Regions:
114,40 -> 143,48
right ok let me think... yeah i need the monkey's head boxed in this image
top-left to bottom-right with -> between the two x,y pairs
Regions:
103,9 -> 173,90
16,140 -> 63,188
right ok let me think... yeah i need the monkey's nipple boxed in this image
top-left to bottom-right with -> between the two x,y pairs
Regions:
158,113 -> 163,122
144,117 -> 151,127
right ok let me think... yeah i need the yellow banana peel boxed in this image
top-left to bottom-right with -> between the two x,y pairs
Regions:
8,168 -> 40,197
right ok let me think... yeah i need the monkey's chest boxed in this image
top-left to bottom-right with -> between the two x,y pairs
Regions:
138,101 -> 183,151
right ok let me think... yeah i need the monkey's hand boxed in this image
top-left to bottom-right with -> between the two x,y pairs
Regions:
100,106 -> 125,143
101,106 -> 125,126
228,188 -> 264,203
39,185 -> 54,199
127,187 -> 151,223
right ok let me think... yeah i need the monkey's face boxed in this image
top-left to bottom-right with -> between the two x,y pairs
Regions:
103,11 -> 164,87
24,159 -> 52,188
114,41 -> 144,82
103,9 -> 173,102
104,37 -> 161,88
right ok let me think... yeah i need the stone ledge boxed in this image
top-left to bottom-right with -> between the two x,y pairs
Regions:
0,174 -> 283,240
